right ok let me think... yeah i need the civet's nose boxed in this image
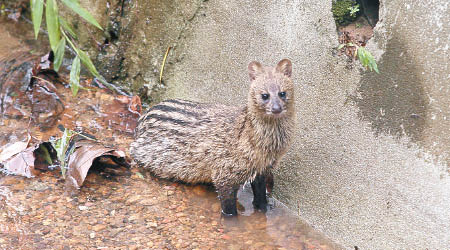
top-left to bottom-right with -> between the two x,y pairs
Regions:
271,102 -> 282,114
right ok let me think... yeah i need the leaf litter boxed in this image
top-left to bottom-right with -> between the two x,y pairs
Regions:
0,48 -> 137,191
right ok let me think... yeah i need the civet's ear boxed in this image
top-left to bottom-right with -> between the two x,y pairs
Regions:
248,61 -> 263,81
275,59 -> 292,78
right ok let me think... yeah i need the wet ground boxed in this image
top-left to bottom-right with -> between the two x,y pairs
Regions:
0,15 -> 341,249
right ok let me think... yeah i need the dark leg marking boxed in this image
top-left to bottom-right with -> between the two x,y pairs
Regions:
217,185 -> 239,217
251,173 -> 268,212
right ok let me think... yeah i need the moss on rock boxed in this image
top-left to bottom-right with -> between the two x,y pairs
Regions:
332,0 -> 359,26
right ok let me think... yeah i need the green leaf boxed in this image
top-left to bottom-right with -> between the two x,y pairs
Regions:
45,0 -> 60,52
372,61 -> 379,74
337,44 -> 345,50
61,0 -> 103,30
59,17 -> 77,39
53,37 -> 66,72
50,128 -> 75,178
70,56 -> 81,96
39,144 -> 53,165
31,0 -> 44,39
77,49 -> 99,77
357,46 -> 379,74
135,172 -> 145,180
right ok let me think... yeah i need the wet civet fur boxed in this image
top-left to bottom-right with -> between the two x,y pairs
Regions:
130,59 -> 296,216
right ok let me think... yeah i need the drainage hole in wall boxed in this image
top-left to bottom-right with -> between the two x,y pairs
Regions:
332,0 -> 380,71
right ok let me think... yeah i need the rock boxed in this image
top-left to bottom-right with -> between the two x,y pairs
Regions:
147,222 -> 158,228
78,206 -> 89,211
92,224 -> 106,232
42,219 -> 52,226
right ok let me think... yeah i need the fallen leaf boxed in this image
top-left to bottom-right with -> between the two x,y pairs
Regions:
0,135 -> 30,162
65,140 -> 128,193
129,95 -> 142,114
1,144 -> 39,178
101,95 -> 140,134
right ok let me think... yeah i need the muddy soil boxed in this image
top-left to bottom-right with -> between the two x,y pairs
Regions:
0,15 -> 341,250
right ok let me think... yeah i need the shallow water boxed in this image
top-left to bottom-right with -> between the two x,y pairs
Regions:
0,170 -> 340,249
0,16 -> 340,249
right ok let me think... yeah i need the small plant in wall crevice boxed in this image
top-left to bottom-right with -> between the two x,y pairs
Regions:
337,30 -> 379,73
337,42 -> 379,73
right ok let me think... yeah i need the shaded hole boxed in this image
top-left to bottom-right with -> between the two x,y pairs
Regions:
332,0 -> 380,63
356,0 -> 380,27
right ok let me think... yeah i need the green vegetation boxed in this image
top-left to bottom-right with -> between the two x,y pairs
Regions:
332,0 -> 360,26
338,42 -> 379,73
356,46 -> 379,73
50,128 -> 75,178
348,4 -> 359,17
30,0 -> 103,96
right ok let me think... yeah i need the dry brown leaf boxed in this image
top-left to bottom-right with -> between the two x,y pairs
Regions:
65,140 -> 127,192
1,144 -> 39,178
0,135 -> 30,162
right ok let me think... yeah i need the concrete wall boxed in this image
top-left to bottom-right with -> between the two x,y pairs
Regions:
160,0 -> 450,249
76,0 -> 449,248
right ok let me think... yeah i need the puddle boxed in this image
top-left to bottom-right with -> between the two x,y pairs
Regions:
0,15 -> 341,249
0,171 -> 340,249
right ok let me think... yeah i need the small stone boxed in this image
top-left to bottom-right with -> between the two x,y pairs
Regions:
176,213 -> 186,217
222,234 -> 231,240
92,224 -> 106,232
167,190 -> 174,196
147,222 -> 158,228
139,198 -> 156,206
127,195 -> 141,203
78,206 -> 89,211
89,232 -> 95,239
146,241 -> 154,247
47,196 -> 59,202
85,202 -> 95,207
129,215 -> 138,221
42,219 -> 52,226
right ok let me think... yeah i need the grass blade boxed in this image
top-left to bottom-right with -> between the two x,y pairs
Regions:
61,0 -> 103,30
53,37 -> 66,72
160,46 -> 171,84
77,49 -> 99,77
31,0 -> 44,39
59,17 -> 77,39
70,55 -> 81,96
45,0 -> 60,52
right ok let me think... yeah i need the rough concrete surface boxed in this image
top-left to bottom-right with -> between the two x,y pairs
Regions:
72,0 -> 449,248
159,0 -> 450,249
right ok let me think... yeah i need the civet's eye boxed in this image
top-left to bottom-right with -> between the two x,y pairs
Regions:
278,92 -> 286,98
261,94 -> 270,100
